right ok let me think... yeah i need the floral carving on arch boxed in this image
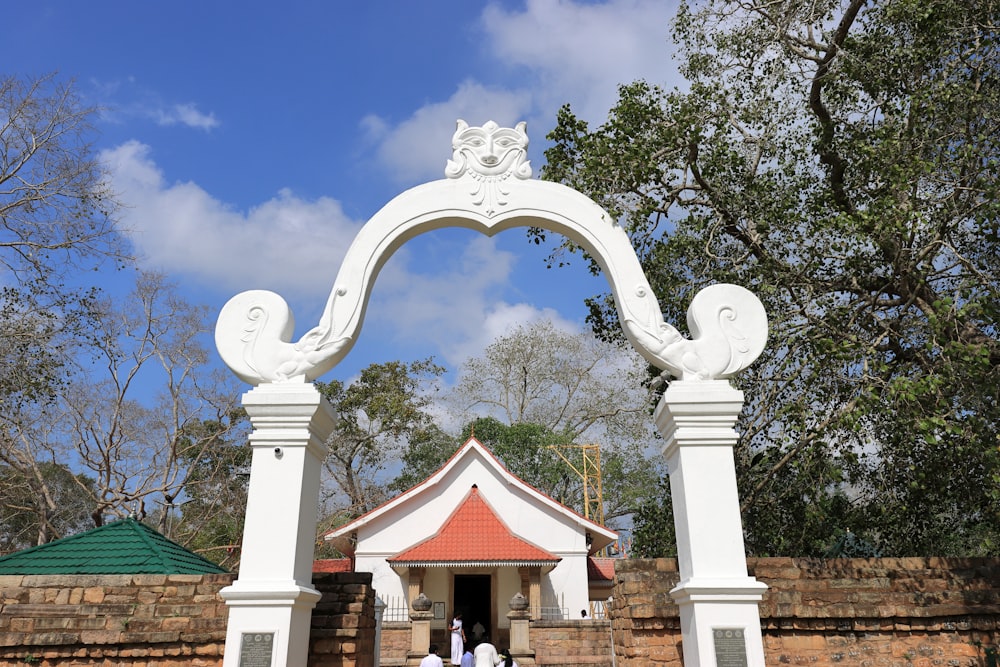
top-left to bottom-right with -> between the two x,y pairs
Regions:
215,120 -> 767,386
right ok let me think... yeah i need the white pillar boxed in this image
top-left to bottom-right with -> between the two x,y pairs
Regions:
221,382 -> 337,667
654,380 -> 767,667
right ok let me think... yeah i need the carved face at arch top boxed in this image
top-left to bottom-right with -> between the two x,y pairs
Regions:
446,119 -> 532,179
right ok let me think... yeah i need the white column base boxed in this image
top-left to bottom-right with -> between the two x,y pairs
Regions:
221,583 -> 323,667
671,577 -> 768,667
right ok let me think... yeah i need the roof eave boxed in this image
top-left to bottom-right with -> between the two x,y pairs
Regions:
389,559 -> 561,571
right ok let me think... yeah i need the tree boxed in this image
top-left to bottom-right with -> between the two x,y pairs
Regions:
174,413 -> 251,568
465,417 -> 576,503
0,281 -> 104,548
0,73 -> 127,282
446,321 -> 665,526
543,0 -> 1000,555
14,272 -> 247,535
630,475 -> 677,558
0,462 -> 96,553
0,73 -> 137,547
388,424 -> 461,495
318,358 -> 444,517
449,320 -> 655,445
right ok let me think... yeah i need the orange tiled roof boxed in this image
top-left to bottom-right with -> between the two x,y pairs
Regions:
587,557 -> 616,585
388,485 -> 561,567
313,558 -> 352,573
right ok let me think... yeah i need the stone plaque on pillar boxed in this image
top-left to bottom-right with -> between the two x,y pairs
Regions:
239,632 -> 275,667
713,628 -> 749,667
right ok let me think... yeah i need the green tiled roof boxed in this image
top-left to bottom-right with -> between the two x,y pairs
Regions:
0,517 -> 229,575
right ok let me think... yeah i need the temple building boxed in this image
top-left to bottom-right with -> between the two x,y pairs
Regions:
324,436 -> 617,641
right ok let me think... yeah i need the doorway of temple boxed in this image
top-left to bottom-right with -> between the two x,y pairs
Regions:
453,574 -> 492,644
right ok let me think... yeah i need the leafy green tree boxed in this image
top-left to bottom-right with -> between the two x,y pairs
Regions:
543,0 -> 1000,555
0,462 -> 96,553
630,475 -> 677,558
318,358 -> 444,517
462,417 -> 575,502
388,424 -> 461,494
173,412 -> 250,569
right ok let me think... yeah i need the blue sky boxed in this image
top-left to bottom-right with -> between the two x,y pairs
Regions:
8,1 -> 681,386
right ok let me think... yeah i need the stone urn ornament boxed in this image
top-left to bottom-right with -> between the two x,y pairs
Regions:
411,593 -> 433,613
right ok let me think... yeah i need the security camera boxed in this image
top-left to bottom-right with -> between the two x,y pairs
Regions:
274,447 -> 283,457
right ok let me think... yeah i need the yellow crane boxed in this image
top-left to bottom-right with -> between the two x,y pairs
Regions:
550,442 -> 610,619
548,443 -> 605,527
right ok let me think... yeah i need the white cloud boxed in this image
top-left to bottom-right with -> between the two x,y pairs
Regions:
367,234 -> 577,368
88,77 -> 219,131
481,0 -> 679,123
155,103 -> 219,130
365,81 -> 533,185
363,0 -> 678,187
102,140 -> 360,299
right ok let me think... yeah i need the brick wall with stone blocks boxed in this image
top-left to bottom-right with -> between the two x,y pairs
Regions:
379,623 -> 412,666
309,572 -> 378,667
0,571 -> 377,666
0,573 -> 233,665
530,619 -> 615,666
611,557 -> 1000,667
2,559 -> 998,667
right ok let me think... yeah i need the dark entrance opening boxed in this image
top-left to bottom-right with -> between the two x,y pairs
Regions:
454,574 -> 492,643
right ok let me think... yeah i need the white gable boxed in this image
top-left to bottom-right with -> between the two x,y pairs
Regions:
327,437 -> 616,556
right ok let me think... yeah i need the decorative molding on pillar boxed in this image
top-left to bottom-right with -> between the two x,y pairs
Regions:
215,121 -> 768,387
654,380 -> 746,458
670,578 -> 768,605
242,382 -> 337,461
220,581 -> 323,607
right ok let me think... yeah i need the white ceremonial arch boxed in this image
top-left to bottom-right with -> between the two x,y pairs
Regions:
215,120 -> 770,667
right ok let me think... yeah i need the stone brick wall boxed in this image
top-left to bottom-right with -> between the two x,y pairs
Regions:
0,571 -> 377,667
531,619 -> 613,666
379,623 -> 411,666
612,557 -> 1000,667
0,573 -> 233,666
3,559 -> 998,666
310,572 -> 377,667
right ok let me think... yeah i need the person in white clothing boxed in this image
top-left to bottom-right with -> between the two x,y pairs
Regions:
448,613 -> 465,665
473,637 -> 499,667
420,644 -> 444,667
